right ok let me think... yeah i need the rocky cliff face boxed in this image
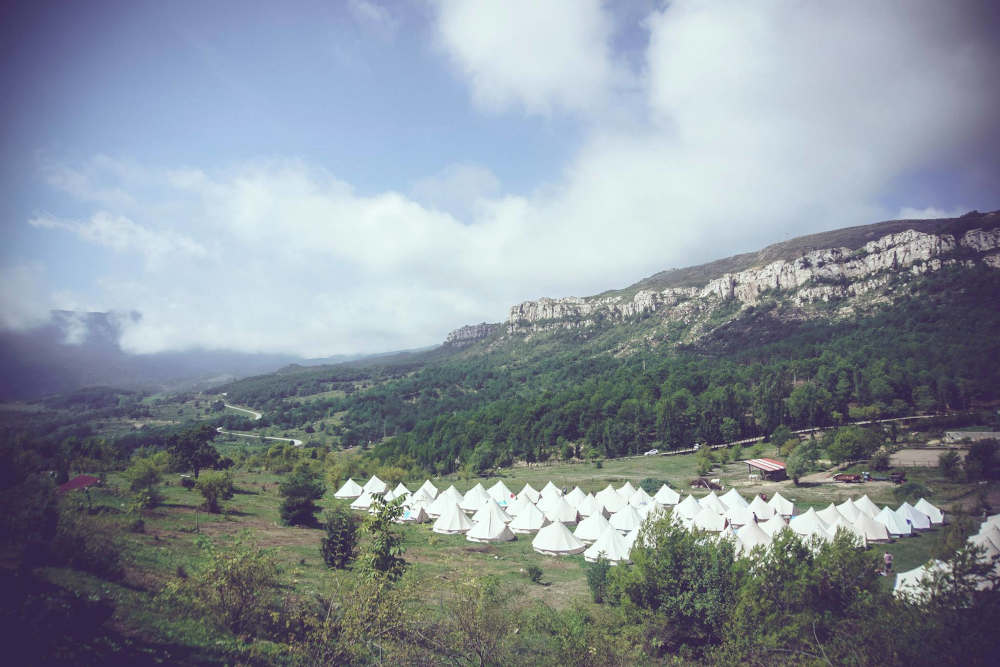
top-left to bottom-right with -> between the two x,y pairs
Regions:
444,322 -> 501,347
505,224 -> 1000,336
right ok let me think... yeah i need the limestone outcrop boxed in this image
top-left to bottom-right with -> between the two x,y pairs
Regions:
504,226 -> 1000,335
444,322 -> 501,347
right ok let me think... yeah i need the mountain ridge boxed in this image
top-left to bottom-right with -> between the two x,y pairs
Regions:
444,210 -> 1000,346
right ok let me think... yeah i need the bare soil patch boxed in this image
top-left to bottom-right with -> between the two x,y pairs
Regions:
890,447 -> 966,467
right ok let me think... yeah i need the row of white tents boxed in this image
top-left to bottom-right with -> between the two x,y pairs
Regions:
334,476 -> 946,564
894,514 -> 1000,600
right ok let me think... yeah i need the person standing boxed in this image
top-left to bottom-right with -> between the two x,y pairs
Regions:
883,551 -> 894,576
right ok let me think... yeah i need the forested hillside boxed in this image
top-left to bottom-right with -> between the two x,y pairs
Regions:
212,266 -> 1000,477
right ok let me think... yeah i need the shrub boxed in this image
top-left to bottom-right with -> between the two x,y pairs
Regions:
279,466 -> 326,526
639,478 -> 666,495
159,534 -> 280,636
826,426 -> 883,464
195,471 -> 234,513
180,476 -> 195,489
51,501 -> 123,579
769,425 -> 793,446
607,513 -> 738,654
587,556 -> 611,603
939,450 -> 961,480
893,480 -> 930,505
126,455 -> 163,509
870,450 -> 891,471
358,494 -> 406,579
321,506 -> 359,569
780,438 -> 799,457
964,439 -> 999,481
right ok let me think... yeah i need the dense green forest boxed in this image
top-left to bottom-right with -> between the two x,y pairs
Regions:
212,267 -> 1000,475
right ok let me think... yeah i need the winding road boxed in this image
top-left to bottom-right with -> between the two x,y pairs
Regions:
217,400 -> 303,447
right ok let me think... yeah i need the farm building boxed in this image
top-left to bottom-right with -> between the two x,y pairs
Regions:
744,457 -> 787,481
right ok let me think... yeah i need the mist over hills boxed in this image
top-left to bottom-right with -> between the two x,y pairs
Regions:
3,210 -> 997,402
0,310 -> 362,400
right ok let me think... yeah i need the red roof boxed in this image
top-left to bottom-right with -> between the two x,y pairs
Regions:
57,474 -> 101,493
745,458 -> 786,472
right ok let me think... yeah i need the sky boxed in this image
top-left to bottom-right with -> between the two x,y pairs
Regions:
1,0 -> 998,357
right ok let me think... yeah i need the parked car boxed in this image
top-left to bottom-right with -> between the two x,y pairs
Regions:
643,448 -> 659,456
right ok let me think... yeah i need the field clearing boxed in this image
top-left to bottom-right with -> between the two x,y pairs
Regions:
891,447 -> 967,467
50,444 -> 997,658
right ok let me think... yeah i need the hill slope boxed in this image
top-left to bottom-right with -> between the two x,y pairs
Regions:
213,211 -> 1000,473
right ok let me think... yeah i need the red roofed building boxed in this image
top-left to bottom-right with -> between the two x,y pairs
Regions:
57,474 -> 101,493
745,458 -> 787,481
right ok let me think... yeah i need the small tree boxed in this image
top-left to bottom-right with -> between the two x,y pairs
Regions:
321,505 -> 359,569
826,426 -> 882,464
780,437 -> 799,457
893,480 -> 930,505
169,425 -> 220,478
770,425 -> 793,446
939,450 -> 961,481
964,439 -> 999,481
870,450 -> 891,471
159,533 -> 280,636
126,455 -> 163,508
696,448 -> 715,476
196,471 -> 234,513
786,437 -> 820,486
279,466 -> 326,526
587,555 -> 611,603
608,514 -> 738,653
359,493 -> 406,580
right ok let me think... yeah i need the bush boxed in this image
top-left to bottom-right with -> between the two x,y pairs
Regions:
939,450 -> 961,480
126,455 -> 163,508
639,478 -> 666,495
51,502 -> 123,579
195,471 -> 234,513
607,513 -> 738,654
586,556 -> 611,603
780,438 -> 799,457
279,466 -> 326,526
769,425 -> 793,446
526,565 -> 543,584
159,534 -> 280,636
321,506 -> 359,569
180,476 -> 195,489
826,426 -> 883,464
870,450 -> 891,471
358,494 -> 406,579
893,481 -> 930,505
964,439 -> 999,481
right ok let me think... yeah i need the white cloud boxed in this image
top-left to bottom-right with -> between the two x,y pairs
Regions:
430,0 -> 622,114
897,206 -> 969,220
0,263 -> 51,330
409,163 -> 501,221
29,212 -> 207,268
15,2 -> 999,357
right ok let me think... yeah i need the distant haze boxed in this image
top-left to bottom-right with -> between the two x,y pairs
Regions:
1,1 -> 998,357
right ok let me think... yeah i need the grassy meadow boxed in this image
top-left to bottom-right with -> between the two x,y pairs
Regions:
35,437 -> 986,661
